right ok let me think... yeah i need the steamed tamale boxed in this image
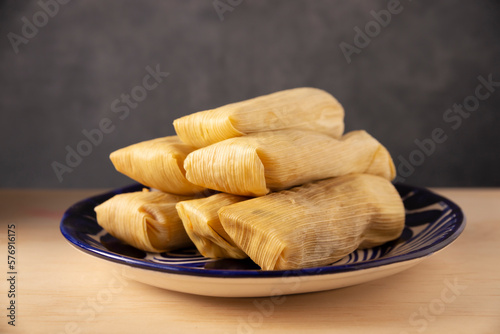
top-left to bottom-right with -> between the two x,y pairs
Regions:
110,136 -> 206,195
95,189 -> 194,253
219,174 -> 405,270
176,193 -> 248,259
173,87 -> 344,148
184,129 -> 396,197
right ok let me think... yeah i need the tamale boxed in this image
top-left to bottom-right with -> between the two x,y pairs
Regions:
219,174 -> 405,270
184,129 -> 396,197
95,189 -> 194,253
176,193 -> 248,259
109,136 -> 206,195
173,87 -> 344,148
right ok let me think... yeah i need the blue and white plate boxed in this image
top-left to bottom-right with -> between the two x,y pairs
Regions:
60,183 -> 465,297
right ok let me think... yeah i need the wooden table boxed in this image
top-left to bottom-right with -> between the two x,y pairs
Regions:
0,188 -> 499,334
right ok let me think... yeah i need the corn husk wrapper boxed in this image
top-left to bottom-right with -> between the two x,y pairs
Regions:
110,136 -> 206,195
173,87 -> 344,148
219,174 -> 405,270
95,189 -> 195,253
184,129 -> 396,197
176,193 -> 248,259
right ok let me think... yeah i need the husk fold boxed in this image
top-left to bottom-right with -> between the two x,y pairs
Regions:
219,174 -> 405,270
94,189 -> 195,253
184,129 -> 396,196
173,87 -> 344,148
176,193 -> 248,259
109,136 -> 206,195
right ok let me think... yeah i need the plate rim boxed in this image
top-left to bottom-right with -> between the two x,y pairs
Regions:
60,183 -> 465,278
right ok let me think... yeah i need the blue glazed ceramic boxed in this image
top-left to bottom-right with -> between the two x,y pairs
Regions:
60,183 -> 465,297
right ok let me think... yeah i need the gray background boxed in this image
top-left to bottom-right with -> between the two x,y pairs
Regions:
1,0 -> 499,188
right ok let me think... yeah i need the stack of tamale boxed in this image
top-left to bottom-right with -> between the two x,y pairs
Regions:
95,87 -> 405,270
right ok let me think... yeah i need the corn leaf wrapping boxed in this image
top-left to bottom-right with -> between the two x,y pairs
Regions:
184,129 -> 396,197
173,87 -> 344,148
176,193 -> 248,259
219,174 -> 405,270
109,136 -> 206,195
95,189 -> 194,253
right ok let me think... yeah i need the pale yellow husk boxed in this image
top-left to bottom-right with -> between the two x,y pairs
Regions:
184,129 -> 396,197
173,87 -> 344,148
176,193 -> 248,259
219,174 -> 405,270
94,189 -> 195,253
109,136 -> 206,195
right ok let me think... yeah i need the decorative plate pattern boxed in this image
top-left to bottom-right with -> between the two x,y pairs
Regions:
60,183 -> 465,296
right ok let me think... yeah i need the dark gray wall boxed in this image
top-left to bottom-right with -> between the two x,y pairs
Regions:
1,0 -> 499,188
